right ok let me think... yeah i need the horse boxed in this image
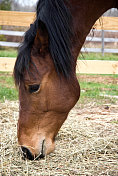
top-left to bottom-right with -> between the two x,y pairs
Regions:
14,0 -> 118,160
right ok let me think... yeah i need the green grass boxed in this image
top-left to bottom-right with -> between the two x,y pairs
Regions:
80,81 -> 118,97
0,86 -> 18,101
0,73 -> 18,102
110,120 -> 118,124
78,53 -> 118,61
0,48 -> 17,57
78,74 -> 118,104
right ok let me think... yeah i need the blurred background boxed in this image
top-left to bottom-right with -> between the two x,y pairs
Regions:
0,0 -> 117,15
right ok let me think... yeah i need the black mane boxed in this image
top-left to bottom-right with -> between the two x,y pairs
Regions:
14,0 -> 73,85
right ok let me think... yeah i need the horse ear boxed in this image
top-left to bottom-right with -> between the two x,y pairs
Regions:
33,21 -> 49,54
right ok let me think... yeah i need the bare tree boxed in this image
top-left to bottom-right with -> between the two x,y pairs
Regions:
11,0 -> 36,12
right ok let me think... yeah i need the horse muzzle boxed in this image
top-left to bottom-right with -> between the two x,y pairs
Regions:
21,140 -> 46,160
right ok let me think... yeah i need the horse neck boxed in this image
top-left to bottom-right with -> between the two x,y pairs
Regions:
70,0 -> 117,59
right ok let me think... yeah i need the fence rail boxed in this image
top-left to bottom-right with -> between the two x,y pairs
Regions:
81,48 -> 118,54
0,41 -> 20,47
0,30 -> 24,36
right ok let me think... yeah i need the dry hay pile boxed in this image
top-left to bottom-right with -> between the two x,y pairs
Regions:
0,101 -> 118,176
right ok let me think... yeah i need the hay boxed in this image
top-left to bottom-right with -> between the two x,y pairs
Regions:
0,100 -> 118,176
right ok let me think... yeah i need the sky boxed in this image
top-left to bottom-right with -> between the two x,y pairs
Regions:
16,0 -> 38,6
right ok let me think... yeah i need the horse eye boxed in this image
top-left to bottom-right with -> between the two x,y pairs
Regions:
28,84 -> 40,93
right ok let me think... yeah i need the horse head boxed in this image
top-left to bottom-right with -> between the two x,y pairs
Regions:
14,0 -> 80,160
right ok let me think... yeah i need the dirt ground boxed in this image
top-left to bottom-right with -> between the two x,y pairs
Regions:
78,74 -> 118,85
0,99 -> 118,176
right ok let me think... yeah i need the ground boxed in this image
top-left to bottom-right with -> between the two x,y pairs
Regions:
0,100 -> 118,176
78,74 -> 118,84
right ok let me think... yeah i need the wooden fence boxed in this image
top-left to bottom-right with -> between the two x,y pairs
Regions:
0,10 -> 118,74
0,29 -> 118,55
0,11 -> 118,54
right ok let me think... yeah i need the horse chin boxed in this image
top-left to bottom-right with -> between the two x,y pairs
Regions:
45,138 -> 55,155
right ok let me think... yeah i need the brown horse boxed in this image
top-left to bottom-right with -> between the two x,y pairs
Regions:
14,0 -> 118,160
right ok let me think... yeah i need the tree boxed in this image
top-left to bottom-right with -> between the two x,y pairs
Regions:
0,0 -> 11,10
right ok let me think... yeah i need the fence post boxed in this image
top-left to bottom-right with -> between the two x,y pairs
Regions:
101,29 -> 105,56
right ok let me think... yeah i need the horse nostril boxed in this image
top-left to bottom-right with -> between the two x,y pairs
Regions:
21,146 -> 34,160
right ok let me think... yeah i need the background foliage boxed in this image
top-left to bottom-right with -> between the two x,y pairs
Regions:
0,0 -> 11,10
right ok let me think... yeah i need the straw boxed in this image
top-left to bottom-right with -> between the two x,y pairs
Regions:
0,100 -> 118,176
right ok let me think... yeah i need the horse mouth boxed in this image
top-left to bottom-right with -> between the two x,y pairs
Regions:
21,140 -> 46,160
34,140 -> 46,160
